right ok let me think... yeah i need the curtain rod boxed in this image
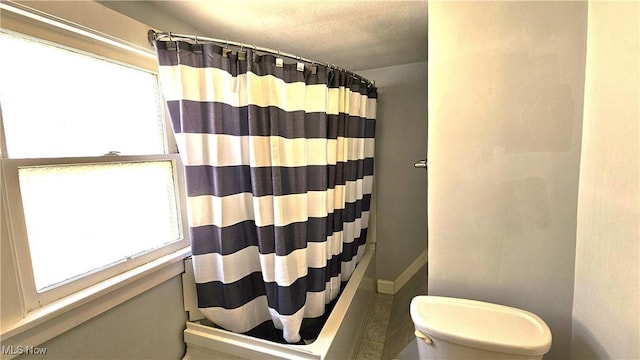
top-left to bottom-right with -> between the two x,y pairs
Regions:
148,30 -> 375,87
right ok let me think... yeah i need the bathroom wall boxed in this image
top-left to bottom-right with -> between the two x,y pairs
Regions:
571,2 -> 640,359
359,62 -> 429,283
427,2 -> 587,358
16,277 -> 187,360
96,0 -> 203,35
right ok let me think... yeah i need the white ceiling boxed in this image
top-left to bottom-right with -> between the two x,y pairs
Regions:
105,0 -> 428,71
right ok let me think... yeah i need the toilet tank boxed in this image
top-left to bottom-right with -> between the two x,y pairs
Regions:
410,296 -> 552,360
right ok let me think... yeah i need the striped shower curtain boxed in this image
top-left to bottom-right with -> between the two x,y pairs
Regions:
155,40 -> 377,344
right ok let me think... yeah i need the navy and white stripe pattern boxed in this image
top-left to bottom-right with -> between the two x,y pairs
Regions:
155,41 -> 377,343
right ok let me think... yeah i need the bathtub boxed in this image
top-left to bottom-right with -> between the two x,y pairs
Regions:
181,243 -> 376,360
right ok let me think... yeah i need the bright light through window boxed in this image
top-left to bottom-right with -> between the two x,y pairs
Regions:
19,161 -> 181,291
1,30 -> 185,303
0,31 -> 165,158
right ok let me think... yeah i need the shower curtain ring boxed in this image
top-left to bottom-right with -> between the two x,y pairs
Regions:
194,34 -> 199,44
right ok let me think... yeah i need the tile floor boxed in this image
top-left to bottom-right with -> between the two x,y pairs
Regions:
355,264 -> 428,360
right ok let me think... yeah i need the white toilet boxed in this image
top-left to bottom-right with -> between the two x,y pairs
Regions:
410,296 -> 552,359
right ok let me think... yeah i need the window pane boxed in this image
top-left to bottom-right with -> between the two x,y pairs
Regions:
0,31 -> 165,158
18,161 -> 181,291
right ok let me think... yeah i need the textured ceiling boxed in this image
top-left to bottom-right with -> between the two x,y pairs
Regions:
144,0 -> 428,71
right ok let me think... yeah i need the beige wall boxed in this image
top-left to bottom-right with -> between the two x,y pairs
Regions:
571,2 -> 640,359
17,277 -> 186,360
428,2 -> 587,358
96,1 -> 203,36
359,62 -> 429,282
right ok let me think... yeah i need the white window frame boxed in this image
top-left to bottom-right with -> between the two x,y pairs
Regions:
2,155 -> 190,311
0,1 -> 191,354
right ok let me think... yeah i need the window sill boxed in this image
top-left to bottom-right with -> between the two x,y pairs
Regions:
0,247 -> 191,358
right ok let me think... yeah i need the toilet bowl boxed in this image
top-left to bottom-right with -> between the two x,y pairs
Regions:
410,296 -> 552,359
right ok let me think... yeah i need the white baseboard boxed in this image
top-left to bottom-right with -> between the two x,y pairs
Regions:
376,247 -> 428,295
377,280 -> 395,294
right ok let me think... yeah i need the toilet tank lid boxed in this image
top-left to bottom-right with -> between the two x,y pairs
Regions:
410,296 -> 552,356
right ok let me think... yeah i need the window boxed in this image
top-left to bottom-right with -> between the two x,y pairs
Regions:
0,29 -> 189,310
18,161 -> 180,292
0,31 -> 165,158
